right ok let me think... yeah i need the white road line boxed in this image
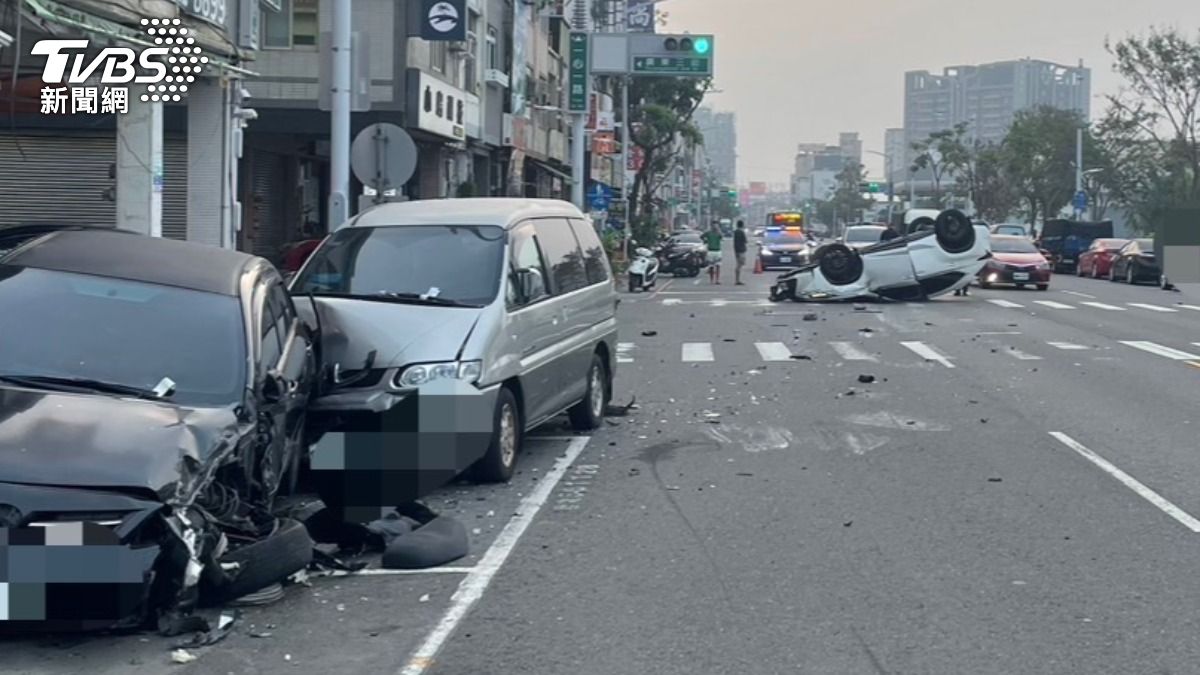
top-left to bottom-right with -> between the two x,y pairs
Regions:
1128,303 -> 1178,313
1080,301 -> 1126,311
321,567 -> 476,578
662,298 -> 682,306
901,341 -> 955,368
1004,347 -> 1043,361
988,299 -> 1024,308
1034,300 -> 1076,310
1049,432 -> 1200,533
711,299 -> 728,307
755,342 -> 793,361
1120,341 -> 1200,361
1179,304 -> 1200,312
1061,290 -> 1097,299
830,341 -> 878,362
1047,341 -> 1090,351
616,342 -> 635,364
682,342 -> 715,362
399,437 -> 591,675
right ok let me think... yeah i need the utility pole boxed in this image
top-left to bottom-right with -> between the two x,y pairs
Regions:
622,73 -> 631,256
570,0 -> 590,210
328,0 -> 352,229
1074,126 -> 1084,219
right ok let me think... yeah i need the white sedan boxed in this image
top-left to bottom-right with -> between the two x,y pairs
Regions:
769,210 -> 992,302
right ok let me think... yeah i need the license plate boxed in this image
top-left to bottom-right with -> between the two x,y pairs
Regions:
1013,272 -> 1030,281
779,256 -> 792,263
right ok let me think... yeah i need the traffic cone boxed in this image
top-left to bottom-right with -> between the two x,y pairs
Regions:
753,256 -> 763,275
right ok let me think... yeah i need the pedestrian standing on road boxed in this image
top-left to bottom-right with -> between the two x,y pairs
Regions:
733,220 -> 748,285
703,223 -> 724,284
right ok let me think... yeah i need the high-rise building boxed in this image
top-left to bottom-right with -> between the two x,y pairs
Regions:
839,132 -> 863,166
884,128 -> 906,182
695,108 -> 737,187
791,134 -> 860,201
904,58 -> 1091,160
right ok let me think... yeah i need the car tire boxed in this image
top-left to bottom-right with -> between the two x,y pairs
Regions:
1109,266 -> 1118,282
1091,264 -> 1099,279
1036,284 -> 1049,291
471,387 -> 521,483
1127,265 -> 1136,284
816,243 -> 864,285
934,209 -> 976,254
208,518 -> 314,605
628,273 -> 640,293
568,354 -> 608,431
1077,263 -> 1085,277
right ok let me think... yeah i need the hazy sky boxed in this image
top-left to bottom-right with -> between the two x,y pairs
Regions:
663,0 -> 1200,186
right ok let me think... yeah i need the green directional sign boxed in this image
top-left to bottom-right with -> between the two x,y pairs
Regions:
568,32 -> 589,113
632,56 -> 711,75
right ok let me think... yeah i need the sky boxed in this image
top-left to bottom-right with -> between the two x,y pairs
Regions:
662,0 -> 1200,187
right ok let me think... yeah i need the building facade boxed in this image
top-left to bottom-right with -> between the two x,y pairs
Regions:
904,58 -> 1091,158
790,134 -> 860,202
694,107 -> 736,188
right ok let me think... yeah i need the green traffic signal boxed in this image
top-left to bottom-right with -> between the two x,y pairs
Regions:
693,37 -> 711,55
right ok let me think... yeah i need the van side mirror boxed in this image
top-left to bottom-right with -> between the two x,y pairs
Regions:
516,268 -> 546,302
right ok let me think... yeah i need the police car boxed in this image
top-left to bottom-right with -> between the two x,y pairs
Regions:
758,212 -> 814,270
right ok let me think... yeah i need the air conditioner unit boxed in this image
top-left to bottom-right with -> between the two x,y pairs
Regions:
484,69 -> 510,89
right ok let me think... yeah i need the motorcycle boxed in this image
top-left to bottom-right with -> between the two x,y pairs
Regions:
628,244 -> 660,292
656,243 -> 705,277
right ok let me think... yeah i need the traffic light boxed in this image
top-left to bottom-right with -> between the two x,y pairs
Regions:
664,35 -> 712,56
859,182 -> 882,194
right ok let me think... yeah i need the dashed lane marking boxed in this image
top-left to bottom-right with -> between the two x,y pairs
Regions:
900,341 -> 955,368
1047,341 -> 1090,351
1119,341 -> 1200,361
1034,300 -> 1076,310
1128,303 -> 1178,313
617,342 -> 635,364
682,342 -> 715,362
1004,347 -> 1043,361
1080,302 -> 1126,311
987,299 -> 1024,308
1050,432 -> 1200,533
1061,290 -> 1097,299
754,342 -> 793,362
830,341 -> 878,362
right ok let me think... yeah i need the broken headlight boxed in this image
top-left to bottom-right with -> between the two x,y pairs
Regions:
394,360 -> 482,388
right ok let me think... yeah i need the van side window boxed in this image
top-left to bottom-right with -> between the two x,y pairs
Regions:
533,219 -> 588,294
569,218 -> 610,285
507,227 -> 550,309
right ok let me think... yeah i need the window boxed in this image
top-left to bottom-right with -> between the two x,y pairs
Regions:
465,13 -> 480,91
431,41 -> 447,73
507,227 -> 550,309
569,219 -> 609,285
533,219 -> 588,294
446,95 -> 455,119
457,99 -> 464,125
436,91 -> 444,117
424,86 -> 433,113
261,0 -> 318,49
486,26 -> 498,71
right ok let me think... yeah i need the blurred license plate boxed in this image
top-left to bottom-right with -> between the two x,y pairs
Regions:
1013,272 -> 1030,281
779,256 -> 792,263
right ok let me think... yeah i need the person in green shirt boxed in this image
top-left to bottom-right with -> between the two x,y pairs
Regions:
702,223 -> 724,284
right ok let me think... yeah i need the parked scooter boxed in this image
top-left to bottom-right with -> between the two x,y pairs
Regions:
628,244 -> 660,292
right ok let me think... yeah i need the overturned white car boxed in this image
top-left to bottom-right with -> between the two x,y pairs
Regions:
769,210 -> 992,302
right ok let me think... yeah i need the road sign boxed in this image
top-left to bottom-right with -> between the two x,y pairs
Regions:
351,123 -> 418,203
1073,190 -> 1088,212
420,0 -> 467,41
568,32 -> 590,113
632,56 -> 711,75
588,183 -> 613,211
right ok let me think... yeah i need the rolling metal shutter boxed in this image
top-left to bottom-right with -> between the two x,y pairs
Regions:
248,149 -> 288,262
0,134 -> 188,239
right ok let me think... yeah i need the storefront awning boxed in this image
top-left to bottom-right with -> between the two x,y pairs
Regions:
21,0 -> 258,77
528,159 -> 576,185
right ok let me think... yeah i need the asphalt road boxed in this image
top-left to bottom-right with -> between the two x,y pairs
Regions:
8,242 -> 1200,674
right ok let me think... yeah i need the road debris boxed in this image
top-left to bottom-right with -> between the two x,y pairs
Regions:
803,313 -> 819,321
988,477 -> 1003,483
419,594 -> 431,603
857,374 -> 876,384
173,611 -> 239,649
641,330 -> 658,337
790,354 -> 813,361
170,649 -> 198,665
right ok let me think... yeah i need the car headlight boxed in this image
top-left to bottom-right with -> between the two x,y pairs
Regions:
1036,262 -> 1050,271
395,361 -> 482,388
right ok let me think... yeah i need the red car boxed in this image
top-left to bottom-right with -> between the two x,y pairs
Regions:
978,235 -> 1052,290
1077,238 -> 1129,279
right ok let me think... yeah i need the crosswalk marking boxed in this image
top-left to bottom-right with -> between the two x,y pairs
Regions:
681,343 -> 715,362
1034,300 -> 1076,310
988,299 -> 1024,308
1004,347 -> 1043,361
1120,341 -> 1200,361
1128,303 -> 1178,313
1080,302 -> 1126,311
901,341 -> 955,368
830,341 -> 878,362
754,342 -> 793,362
617,342 -> 636,364
1048,341 -> 1090,351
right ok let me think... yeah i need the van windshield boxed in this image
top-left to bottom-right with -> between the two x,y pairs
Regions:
293,225 -> 506,307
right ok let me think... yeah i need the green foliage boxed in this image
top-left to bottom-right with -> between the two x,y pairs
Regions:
454,182 -> 478,198
971,144 -> 1022,223
1001,106 -> 1086,224
829,162 -> 872,221
911,122 -> 971,207
626,78 -> 710,225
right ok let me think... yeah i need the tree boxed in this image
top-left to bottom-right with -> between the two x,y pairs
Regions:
969,144 -> 1022,222
829,162 -> 872,225
626,77 -> 709,242
1097,28 -> 1200,228
1001,106 -> 1085,225
911,122 -> 971,207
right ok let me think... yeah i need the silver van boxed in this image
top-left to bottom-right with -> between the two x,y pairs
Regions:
291,199 -> 618,502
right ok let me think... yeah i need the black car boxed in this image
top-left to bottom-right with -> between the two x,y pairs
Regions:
1109,238 -> 1159,284
0,227 -> 316,631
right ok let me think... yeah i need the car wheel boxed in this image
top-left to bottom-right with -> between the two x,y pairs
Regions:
471,388 -> 521,483
1109,265 -> 1118,282
628,273 -> 640,293
979,280 -> 991,289
934,209 -> 976,254
1126,265 -> 1135,284
1077,263 -> 1085,277
816,243 -> 864,285
1036,284 -> 1049,291
207,518 -> 314,605
568,354 -> 608,431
